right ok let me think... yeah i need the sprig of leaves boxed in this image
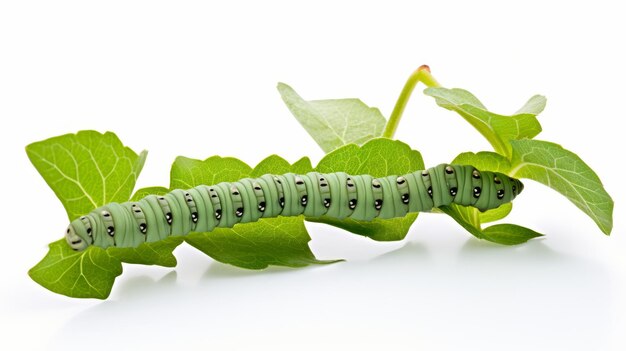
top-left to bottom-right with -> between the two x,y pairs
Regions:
27,132 -> 420,298
421,88 -> 612,238
424,87 -> 544,158
27,68 -> 613,299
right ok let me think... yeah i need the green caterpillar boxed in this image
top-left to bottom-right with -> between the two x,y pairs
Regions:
65,164 -> 524,251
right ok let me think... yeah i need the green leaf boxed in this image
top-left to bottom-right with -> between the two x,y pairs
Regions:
479,202 -> 512,223
424,87 -> 543,157
107,237 -> 184,267
26,131 -> 173,298
291,157 -> 314,173
170,155 -> 252,189
172,155 -> 334,269
481,224 -> 544,245
312,138 -> 424,241
28,240 -> 122,299
251,155 -> 313,176
510,139 -> 614,234
277,82 -> 386,153
25,130 -> 147,221
186,217 -> 340,269
439,206 -> 542,245
452,151 -> 512,174
439,205 -> 485,239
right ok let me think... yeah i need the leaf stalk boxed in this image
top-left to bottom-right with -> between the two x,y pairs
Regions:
382,65 -> 441,138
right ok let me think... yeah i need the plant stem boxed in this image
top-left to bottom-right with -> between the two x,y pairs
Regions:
382,65 -> 441,138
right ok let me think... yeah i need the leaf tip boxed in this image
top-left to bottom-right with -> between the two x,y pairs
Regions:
317,258 -> 345,265
276,82 -> 291,91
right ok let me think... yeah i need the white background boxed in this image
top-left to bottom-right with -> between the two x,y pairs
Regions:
1,1 -> 624,350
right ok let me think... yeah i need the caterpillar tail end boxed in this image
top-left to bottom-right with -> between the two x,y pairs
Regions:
65,219 -> 90,251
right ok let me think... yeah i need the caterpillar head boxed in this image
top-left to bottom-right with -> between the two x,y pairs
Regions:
65,216 -> 92,251
512,177 -> 524,196
490,172 -> 525,204
465,167 -> 525,212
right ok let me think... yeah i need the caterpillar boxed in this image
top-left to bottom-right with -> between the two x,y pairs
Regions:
65,164 -> 524,251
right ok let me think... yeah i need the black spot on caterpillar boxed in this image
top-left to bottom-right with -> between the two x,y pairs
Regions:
64,164 -> 524,251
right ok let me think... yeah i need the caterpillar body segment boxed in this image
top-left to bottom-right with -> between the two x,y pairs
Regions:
64,164 -> 524,251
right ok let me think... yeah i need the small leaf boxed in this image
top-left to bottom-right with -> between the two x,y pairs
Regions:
251,155 -> 313,176
170,156 -> 252,190
452,151 -> 512,174
479,202 -> 512,223
291,157 -> 314,173
439,205 -> 484,239
510,139 -> 614,234
439,207 -> 542,245
172,154 -> 334,269
514,94 -> 547,115
482,224 -> 544,245
25,130 -> 147,221
186,217 -> 339,269
278,82 -> 386,153
130,186 -> 169,201
313,138 -> 425,241
424,87 -> 543,157
29,239 -> 122,299
450,151 -> 513,224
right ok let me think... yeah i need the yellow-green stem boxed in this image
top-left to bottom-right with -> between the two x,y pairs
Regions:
382,65 -> 442,138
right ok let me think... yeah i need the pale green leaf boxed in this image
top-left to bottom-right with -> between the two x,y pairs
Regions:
515,94 -> 547,115
278,82 -> 386,153
510,139 -> 613,234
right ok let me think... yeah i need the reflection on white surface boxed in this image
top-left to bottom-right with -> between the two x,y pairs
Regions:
50,230 -> 613,351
